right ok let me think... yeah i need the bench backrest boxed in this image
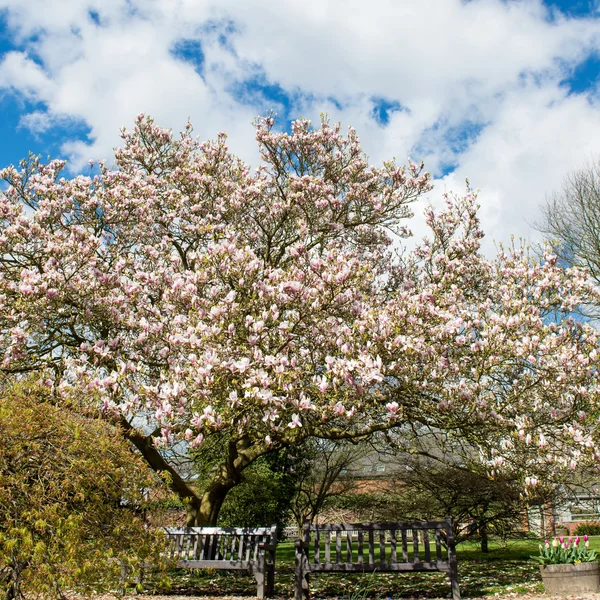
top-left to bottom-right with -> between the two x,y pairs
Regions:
301,519 -> 456,570
165,525 -> 277,565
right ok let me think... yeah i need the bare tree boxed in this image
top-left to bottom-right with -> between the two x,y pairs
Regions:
289,439 -> 366,529
537,158 -> 600,285
365,427 -> 565,551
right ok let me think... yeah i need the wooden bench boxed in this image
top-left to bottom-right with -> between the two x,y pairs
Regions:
294,519 -> 460,600
164,525 -> 277,599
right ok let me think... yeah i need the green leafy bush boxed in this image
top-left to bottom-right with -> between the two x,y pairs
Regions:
217,451 -> 298,537
574,522 -> 600,536
0,381 -> 171,599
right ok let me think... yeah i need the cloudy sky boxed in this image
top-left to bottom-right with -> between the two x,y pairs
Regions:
0,0 -> 599,252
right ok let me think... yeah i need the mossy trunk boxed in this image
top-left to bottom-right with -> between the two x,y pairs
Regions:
193,436 -> 264,525
195,476 -> 239,526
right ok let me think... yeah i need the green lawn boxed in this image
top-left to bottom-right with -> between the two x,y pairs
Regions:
145,536 -> 600,598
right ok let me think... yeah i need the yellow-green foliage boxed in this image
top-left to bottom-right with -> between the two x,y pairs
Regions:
0,381 -> 169,598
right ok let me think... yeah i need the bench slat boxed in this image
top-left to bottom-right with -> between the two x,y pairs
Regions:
245,534 -> 252,563
230,534 -> 238,560
254,534 -> 264,561
165,526 -> 274,535
379,531 -> 386,566
238,534 -> 245,562
357,530 -> 363,565
186,532 -> 194,560
412,529 -> 419,563
192,533 -> 199,560
424,528 -> 431,564
346,531 -> 352,563
221,533 -> 229,560
390,528 -> 397,564
308,562 -> 451,573
308,521 -> 448,531
314,529 -> 320,564
179,559 -> 258,570
435,528 -> 442,563
235,534 -> 243,561
210,534 -> 219,560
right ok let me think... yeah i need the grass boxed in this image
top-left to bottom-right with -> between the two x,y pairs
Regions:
143,536 -> 600,598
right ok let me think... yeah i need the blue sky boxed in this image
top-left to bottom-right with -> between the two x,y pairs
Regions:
0,0 -> 599,251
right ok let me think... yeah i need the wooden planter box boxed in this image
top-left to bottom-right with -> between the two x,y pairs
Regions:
540,562 -> 600,595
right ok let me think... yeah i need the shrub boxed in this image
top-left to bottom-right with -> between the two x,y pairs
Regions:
0,381 -> 170,599
574,522 -> 600,536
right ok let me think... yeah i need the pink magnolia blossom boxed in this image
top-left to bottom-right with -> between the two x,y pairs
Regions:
288,414 -> 302,429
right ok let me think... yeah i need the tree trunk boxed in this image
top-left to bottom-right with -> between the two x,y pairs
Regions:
480,522 -> 489,553
118,417 -> 203,526
3,559 -> 27,600
196,475 -> 239,526
119,420 -> 265,527
194,436 -> 265,525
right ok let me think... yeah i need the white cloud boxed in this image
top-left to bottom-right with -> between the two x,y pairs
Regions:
0,0 -> 599,250
438,80 -> 600,253
0,50 -> 54,99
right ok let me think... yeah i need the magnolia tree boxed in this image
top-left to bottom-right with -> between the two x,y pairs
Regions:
1,115 -> 600,526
